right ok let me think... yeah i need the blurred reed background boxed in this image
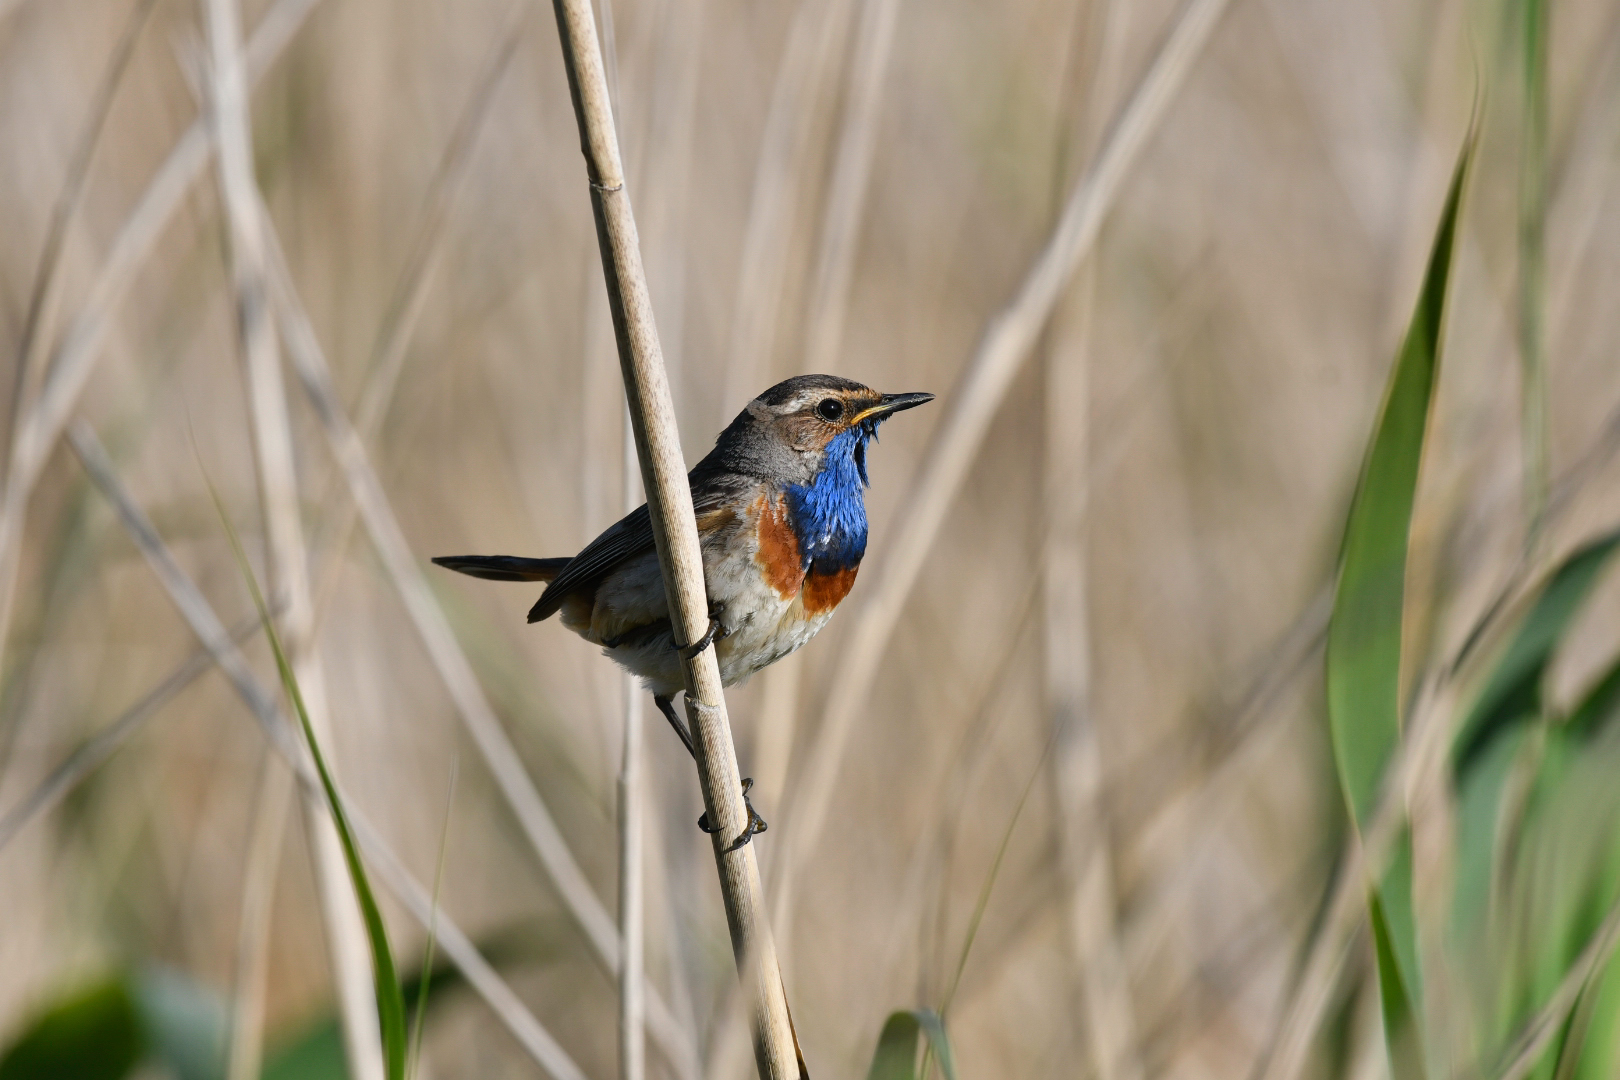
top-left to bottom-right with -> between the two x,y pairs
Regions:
4,0 -> 1620,1077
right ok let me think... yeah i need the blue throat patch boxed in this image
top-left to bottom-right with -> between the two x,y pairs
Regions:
783,425 -> 875,572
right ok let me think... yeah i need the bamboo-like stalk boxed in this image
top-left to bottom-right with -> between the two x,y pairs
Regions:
798,0 -> 902,377
618,410 -> 646,1080
705,0 -> 902,1065
1253,672 -> 1459,1080
1044,3 -> 1141,1078
1518,0 -> 1549,540
0,0 -> 326,722
546,0 -> 801,1074
720,0 -> 856,412
201,2 -> 383,1077
226,755 -> 296,1080
258,196 -> 701,1080
770,0 -> 1233,948
0,614 -> 262,851
5,0 -> 156,474
65,418 -> 590,1080
308,0 -> 529,620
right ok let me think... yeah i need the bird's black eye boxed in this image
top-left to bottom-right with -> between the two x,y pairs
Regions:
815,398 -> 843,422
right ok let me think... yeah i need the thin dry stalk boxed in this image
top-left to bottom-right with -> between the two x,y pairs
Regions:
705,0 -> 900,1065
770,0 -> 1234,947
0,0 -> 327,722
204,2 -> 383,1076
226,755 -> 295,1080
309,0 -> 530,620
1044,4 -> 1142,1077
798,0 -> 902,376
1481,894 -> 1620,1080
0,614 -> 261,851
65,418 -> 590,1080
720,0 -> 857,410
258,199 -> 701,1080
1253,673 -> 1459,1080
619,411 -> 646,1080
547,0 -> 801,1074
6,0 -> 157,471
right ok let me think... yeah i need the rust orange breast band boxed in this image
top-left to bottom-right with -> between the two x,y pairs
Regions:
802,564 -> 858,614
755,492 -> 805,599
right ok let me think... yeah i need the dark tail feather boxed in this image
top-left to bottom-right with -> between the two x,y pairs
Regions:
431,555 -> 570,583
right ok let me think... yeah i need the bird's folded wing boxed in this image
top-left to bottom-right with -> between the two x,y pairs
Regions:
528,472 -> 749,624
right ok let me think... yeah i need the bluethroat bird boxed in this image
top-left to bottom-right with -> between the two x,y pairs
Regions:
434,374 -> 933,846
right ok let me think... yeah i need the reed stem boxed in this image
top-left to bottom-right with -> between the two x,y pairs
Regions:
546,0 -> 802,1072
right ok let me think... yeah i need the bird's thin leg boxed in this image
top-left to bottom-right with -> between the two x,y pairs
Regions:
653,694 -> 696,760
698,776 -> 768,851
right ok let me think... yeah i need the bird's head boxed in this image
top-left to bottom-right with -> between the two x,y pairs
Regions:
710,375 -> 934,486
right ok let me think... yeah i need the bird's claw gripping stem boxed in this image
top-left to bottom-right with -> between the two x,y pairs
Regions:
699,777 -> 768,851
677,615 -> 725,660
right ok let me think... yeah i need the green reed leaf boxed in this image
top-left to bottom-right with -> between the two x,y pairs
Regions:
1453,531 -> 1620,775
1325,134 -> 1472,1079
865,1010 -> 955,1080
206,484 -> 408,1080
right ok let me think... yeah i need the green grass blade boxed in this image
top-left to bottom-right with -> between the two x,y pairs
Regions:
206,485 -> 408,1080
1453,531 -> 1620,773
1325,135 -> 1472,1078
865,1010 -> 956,1080
1327,141 -> 1468,827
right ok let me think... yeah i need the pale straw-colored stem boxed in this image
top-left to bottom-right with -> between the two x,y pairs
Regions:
1480,892 -> 1620,1080
65,418 -> 589,1080
720,0 -> 857,411
0,0 -> 326,726
258,196 -> 700,1080
0,614 -> 262,852
619,409 -> 646,1080
770,0 -> 1233,950
308,0 -> 529,621
618,676 -> 646,1080
1045,3 -> 1142,1077
5,0 -> 157,473
226,755 -> 296,1080
547,0 -> 801,1074
798,0 -> 903,376
705,0 -> 903,1064
1253,673 -> 1458,1080
202,1 -> 382,1075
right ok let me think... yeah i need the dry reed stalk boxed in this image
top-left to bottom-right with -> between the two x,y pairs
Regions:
0,614 -> 262,851
5,0 -> 156,473
308,0 -> 530,621
619,411 -> 646,1080
720,0 -> 857,411
1043,1 -> 1142,1077
225,755 -> 296,1080
65,418 -> 591,1080
202,1 -> 383,1075
547,0 -> 801,1074
703,0 -> 901,1066
1482,893 -> 1620,1080
1253,672 -> 1460,1080
770,0 -> 1234,949
259,202 -> 703,1080
0,0 -> 327,731
798,0 -> 902,376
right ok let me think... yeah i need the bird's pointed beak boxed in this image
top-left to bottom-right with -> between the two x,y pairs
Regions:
852,392 -> 934,424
